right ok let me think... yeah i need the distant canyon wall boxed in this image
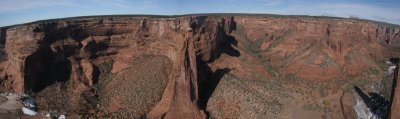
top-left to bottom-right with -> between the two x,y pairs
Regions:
0,15 -> 399,118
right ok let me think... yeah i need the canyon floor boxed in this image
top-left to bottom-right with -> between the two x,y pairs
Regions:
0,14 -> 399,119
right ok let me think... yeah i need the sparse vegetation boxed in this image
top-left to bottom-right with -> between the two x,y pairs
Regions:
0,49 -> 6,62
35,83 -> 70,116
0,13 -> 397,119
96,55 -> 172,118
320,54 -> 339,68
302,102 -> 321,111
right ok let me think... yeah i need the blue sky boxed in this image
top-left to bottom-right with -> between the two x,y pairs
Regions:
0,0 -> 399,26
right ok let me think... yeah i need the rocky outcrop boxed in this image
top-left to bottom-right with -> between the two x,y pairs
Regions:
147,16 -> 236,119
390,63 -> 400,119
229,16 -> 400,80
0,28 -> 5,46
0,14 -> 399,118
147,37 -> 204,118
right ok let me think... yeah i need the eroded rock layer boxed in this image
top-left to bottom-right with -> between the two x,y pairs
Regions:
0,15 -> 399,118
390,63 -> 400,119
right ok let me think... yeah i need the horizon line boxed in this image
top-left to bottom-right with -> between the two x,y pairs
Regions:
2,13 -> 399,28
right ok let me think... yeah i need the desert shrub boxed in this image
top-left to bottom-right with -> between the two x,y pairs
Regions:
35,83 -> 69,115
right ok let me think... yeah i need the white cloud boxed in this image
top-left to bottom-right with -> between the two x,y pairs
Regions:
318,3 -> 400,24
140,0 -> 158,9
0,0 -> 158,13
259,0 -> 285,6
267,2 -> 400,24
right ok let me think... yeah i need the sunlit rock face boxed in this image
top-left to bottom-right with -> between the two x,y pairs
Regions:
354,98 -> 376,119
0,14 -> 399,118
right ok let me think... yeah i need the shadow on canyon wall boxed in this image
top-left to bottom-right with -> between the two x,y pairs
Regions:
389,57 -> 400,118
197,16 -> 240,118
197,63 -> 231,110
354,58 -> 400,119
0,28 -> 7,62
354,86 -> 390,118
390,58 -> 399,104
22,16 -> 241,118
24,23 -> 83,93
24,45 -> 72,93
23,23 -> 129,93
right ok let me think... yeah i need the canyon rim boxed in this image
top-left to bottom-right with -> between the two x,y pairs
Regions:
0,14 -> 400,119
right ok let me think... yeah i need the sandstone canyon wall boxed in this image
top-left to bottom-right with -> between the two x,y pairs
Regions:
390,63 -> 400,119
0,14 -> 399,118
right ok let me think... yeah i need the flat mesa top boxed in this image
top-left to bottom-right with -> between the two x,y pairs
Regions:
1,13 -> 399,29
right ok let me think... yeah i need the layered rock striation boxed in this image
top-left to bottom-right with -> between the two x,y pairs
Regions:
0,14 -> 399,118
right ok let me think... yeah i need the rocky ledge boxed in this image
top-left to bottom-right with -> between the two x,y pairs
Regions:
0,14 -> 399,118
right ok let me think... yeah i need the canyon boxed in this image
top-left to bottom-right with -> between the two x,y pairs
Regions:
0,14 -> 399,118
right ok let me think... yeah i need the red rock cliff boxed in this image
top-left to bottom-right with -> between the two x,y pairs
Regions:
390,63 -> 400,119
0,15 -> 399,118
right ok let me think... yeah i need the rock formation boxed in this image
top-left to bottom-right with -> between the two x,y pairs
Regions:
390,63 -> 400,119
0,14 -> 399,118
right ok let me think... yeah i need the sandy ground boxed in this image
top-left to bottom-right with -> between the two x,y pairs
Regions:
0,93 -> 23,119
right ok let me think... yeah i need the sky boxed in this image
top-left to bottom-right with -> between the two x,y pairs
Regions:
0,0 -> 399,26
